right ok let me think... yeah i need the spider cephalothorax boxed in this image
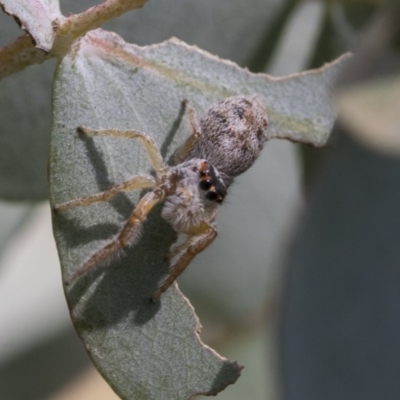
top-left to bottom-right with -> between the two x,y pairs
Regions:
55,95 -> 269,300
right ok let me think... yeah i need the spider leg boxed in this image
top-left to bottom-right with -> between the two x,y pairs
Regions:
151,222 -> 217,301
65,188 -> 167,285
174,99 -> 203,163
55,126 -> 164,210
78,126 -> 165,172
54,175 -> 156,211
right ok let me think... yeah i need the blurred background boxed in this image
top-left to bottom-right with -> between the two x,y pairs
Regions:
1,0 -> 397,399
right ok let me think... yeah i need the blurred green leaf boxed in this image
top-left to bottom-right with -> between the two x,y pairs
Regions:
267,0 -> 324,76
0,9 -> 55,200
0,0 -> 62,51
335,0 -> 400,156
50,29 -> 348,398
338,74 -> 400,155
280,126 -> 400,400
198,325 -> 278,400
0,201 -> 32,257
0,59 -> 55,200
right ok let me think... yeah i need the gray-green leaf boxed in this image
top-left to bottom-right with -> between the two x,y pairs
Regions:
50,29 -> 348,399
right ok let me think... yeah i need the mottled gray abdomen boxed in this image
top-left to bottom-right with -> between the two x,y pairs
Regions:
186,95 -> 269,186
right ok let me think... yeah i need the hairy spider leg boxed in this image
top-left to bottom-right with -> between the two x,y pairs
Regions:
77,126 -> 165,171
54,175 -> 156,211
55,126 -> 165,211
174,100 -> 203,164
152,221 -> 217,300
65,188 -> 167,285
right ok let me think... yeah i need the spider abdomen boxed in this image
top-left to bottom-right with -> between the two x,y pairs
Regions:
187,95 -> 269,186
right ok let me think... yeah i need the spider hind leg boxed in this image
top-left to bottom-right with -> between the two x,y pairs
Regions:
173,100 -> 203,164
151,222 -> 217,301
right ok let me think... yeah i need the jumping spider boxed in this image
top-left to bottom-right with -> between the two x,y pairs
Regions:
55,95 -> 270,301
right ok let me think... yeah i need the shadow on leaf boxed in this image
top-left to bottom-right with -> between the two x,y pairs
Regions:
67,203 -> 177,329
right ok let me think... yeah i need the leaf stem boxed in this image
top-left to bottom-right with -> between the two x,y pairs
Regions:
0,35 -> 49,80
0,0 -> 149,80
53,0 -> 149,56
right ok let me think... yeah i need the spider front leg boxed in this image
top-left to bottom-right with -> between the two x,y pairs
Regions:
55,126 -> 164,211
54,175 -> 156,211
152,221 -> 217,301
65,188 -> 167,285
77,126 -> 165,171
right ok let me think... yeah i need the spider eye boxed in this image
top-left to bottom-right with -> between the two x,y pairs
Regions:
197,161 -> 226,203
206,191 -> 218,201
200,180 -> 212,191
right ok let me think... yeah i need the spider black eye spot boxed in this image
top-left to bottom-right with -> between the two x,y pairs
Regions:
206,191 -> 218,201
200,180 -> 212,191
197,162 -> 227,203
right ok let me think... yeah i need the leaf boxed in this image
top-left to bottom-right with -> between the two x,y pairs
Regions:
280,125 -> 400,400
0,201 -> 32,257
0,55 -> 55,200
1,0 -> 62,52
50,29 -> 348,398
334,0 -> 400,155
337,75 -> 400,155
